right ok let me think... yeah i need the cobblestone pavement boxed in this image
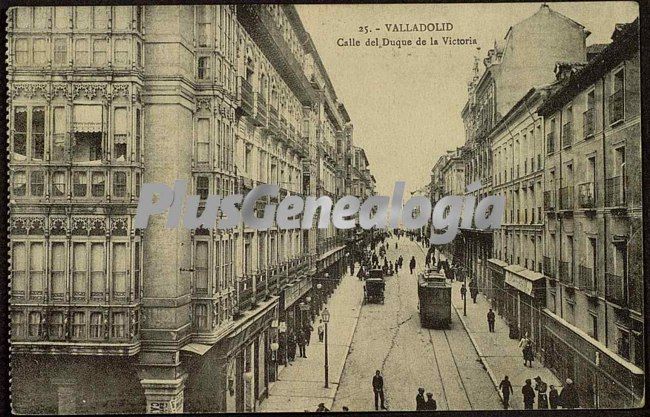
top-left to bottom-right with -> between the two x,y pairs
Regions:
332,236 -> 502,412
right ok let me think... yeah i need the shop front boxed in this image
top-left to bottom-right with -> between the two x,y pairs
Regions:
487,258 -> 508,317
541,309 -> 644,409
503,265 -> 545,343
277,276 -> 312,365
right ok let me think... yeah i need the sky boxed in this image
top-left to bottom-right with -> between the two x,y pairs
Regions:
295,2 -> 639,196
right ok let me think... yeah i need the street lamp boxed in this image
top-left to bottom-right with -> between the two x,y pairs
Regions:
322,308 -> 330,388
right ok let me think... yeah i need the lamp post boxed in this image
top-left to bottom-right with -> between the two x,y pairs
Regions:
322,307 -> 330,388
270,341 -> 279,382
316,283 -> 323,313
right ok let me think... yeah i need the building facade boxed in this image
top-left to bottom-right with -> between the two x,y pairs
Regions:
8,5 -> 373,414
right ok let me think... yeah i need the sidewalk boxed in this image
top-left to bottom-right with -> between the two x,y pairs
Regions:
448,279 -> 561,409
259,272 -> 364,412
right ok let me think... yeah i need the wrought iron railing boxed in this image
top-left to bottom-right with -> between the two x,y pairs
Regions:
562,121 -> 573,148
546,131 -> 555,154
605,272 -> 626,306
577,182 -> 595,209
240,78 -> 254,116
559,186 -> 574,210
609,90 -> 624,125
559,260 -> 573,284
583,108 -> 595,138
578,264 -> 597,293
544,190 -> 555,211
605,176 -> 626,207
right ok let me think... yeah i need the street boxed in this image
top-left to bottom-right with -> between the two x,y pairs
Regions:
332,236 -> 502,411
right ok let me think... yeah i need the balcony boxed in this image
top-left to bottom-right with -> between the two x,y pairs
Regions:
609,90 -> 624,125
605,272 -> 626,306
268,105 -> 279,133
559,260 -> 573,285
543,256 -> 555,279
237,276 -> 254,312
559,186 -> 574,211
583,108 -> 595,138
605,176 -> 626,207
546,132 -> 555,154
578,264 -> 598,294
255,274 -> 268,303
577,182 -> 596,209
544,190 -> 555,211
239,77 -> 254,117
255,95 -> 268,127
279,116 -> 288,142
562,121 -> 573,148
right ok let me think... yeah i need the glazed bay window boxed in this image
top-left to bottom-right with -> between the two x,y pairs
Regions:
197,5 -> 212,47
51,171 -> 66,197
135,109 -> 142,161
134,241 -> 141,299
113,172 -> 127,198
73,105 -> 103,162
73,171 -> 87,197
91,171 -> 105,197
114,39 -> 129,66
13,171 -> 26,197
52,107 -> 67,161
195,304 -> 208,330
30,171 -> 44,197
50,242 -> 66,301
90,243 -> 106,300
111,312 -> 127,338
12,312 -> 25,339
71,312 -> 85,338
89,312 -> 103,339
15,38 -> 29,66
75,39 -> 89,66
196,118 -> 210,164
53,38 -> 68,66
196,176 -> 209,199
112,242 -> 128,299
195,241 -> 209,294
32,38 -> 47,66
72,243 -> 87,299
11,243 -> 26,298
93,38 -> 108,67
32,107 -> 45,160
49,312 -> 65,339
113,107 -> 128,161
28,311 -> 42,337
198,56 -> 210,80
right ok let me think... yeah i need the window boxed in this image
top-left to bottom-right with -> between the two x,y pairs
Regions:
34,7 -> 48,28
195,241 -> 209,293
135,109 -> 141,161
13,107 -> 27,159
610,69 -> 625,124
135,172 -> 141,198
11,243 -> 26,297
33,38 -> 47,65
113,172 -> 127,197
113,108 -> 128,161
52,171 -> 66,197
52,107 -> 67,161
114,6 -> 131,30
136,42 -> 142,67
90,243 -> 105,299
54,7 -> 70,29
12,312 -> 25,338
111,312 -> 126,338
75,39 -> 89,66
73,242 -> 87,298
196,176 -> 209,199
92,39 -> 107,67
112,242 -> 127,298
114,39 -> 129,66
15,38 -> 29,66
591,313 -> 598,341
195,304 -> 208,330
30,171 -> 44,197
197,6 -> 212,47
75,7 -> 90,29
617,328 -> 630,360
90,312 -> 103,338
198,56 -> 210,80
49,312 -> 65,338
91,171 -> 105,197
32,107 -> 45,160
13,171 -> 26,197
51,242 -> 66,300
28,311 -> 42,337
73,171 -> 87,197
15,8 -> 30,29
71,312 -> 85,338
93,6 -> 108,29
53,38 -> 67,66
197,118 -> 210,163
134,241 -> 141,298
29,243 -> 44,297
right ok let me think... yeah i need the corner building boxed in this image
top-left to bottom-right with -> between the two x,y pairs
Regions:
8,5 -> 368,414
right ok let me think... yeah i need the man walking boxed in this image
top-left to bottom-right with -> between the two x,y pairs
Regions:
470,280 -> 478,303
409,256 -> 416,275
303,322 -> 313,346
415,388 -> 426,411
487,308 -> 496,332
498,376 -> 513,409
522,379 -> 536,409
460,284 -> 467,300
534,376 -> 549,409
372,370 -> 387,410
296,329 -> 307,358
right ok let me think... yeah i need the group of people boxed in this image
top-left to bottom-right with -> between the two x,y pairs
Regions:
415,388 -> 437,411
517,376 -> 579,409
285,321 -> 320,363
459,280 -> 479,303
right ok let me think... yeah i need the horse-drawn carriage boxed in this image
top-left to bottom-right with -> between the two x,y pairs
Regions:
363,269 -> 385,304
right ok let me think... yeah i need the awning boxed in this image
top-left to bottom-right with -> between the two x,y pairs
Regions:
74,105 -> 103,132
180,343 -> 212,356
504,264 -> 545,297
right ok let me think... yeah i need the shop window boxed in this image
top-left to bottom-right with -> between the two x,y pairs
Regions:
113,172 -> 127,198
53,38 -> 67,66
112,242 -> 127,298
12,312 -> 25,338
13,171 -> 26,197
89,312 -> 103,338
71,312 -> 85,338
50,242 -> 66,299
90,243 -> 105,299
91,171 -> 105,197
49,312 -> 65,338
52,171 -> 66,197
28,311 -> 42,337
72,243 -> 87,298
75,39 -> 89,66
111,312 -> 126,338
30,171 -> 44,197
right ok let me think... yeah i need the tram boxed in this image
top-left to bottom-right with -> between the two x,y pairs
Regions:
417,269 -> 452,328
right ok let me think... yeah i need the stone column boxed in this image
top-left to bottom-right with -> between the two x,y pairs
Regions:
140,375 -> 187,414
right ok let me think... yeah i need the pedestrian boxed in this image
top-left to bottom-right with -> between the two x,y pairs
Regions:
409,256 -> 416,274
395,241 -> 398,249
522,379 -> 535,409
424,393 -> 437,410
559,378 -> 579,409
518,332 -> 534,367
304,322 -> 313,346
350,263 -> 355,276
425,253 -> 431,267
534,376 -> 549,409
487,308 -> 496,332
315,402 -> 329,412
460,284 -> 467,300
470,280 -> 478,303
296,329 -> 307,358
498,376 -> 514,409
287,332 -> 296,363
549,385 -> 559,409
372,370 -> 387,410
415,387 -> 426,411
